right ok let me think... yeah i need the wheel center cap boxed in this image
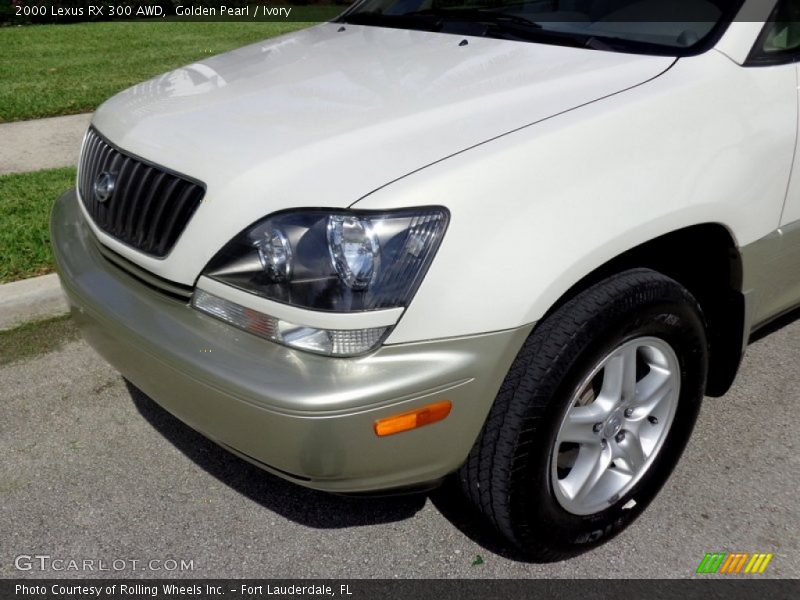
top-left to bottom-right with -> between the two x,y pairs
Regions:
604,415 -> 623,438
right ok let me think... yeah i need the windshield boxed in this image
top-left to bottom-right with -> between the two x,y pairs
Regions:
339,0 -> 745,55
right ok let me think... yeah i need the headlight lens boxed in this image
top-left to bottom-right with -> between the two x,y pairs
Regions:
327,215 -> 380,290
202,207 -> 448,312
256,225 -> 293,283
193,207 -> 448,356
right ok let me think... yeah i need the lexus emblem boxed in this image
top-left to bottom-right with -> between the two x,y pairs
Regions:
93,171 -> 117,203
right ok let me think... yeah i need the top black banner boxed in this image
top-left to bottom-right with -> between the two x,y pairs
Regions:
2,1 -> 346,24
0,0 -> 789,25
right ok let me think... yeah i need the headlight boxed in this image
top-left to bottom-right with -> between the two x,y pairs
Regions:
327,215 -> 380,290
256,225 -> 293,283
192,207 -> 448,356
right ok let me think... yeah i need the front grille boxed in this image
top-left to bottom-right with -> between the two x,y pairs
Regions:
78,127 -> 205,258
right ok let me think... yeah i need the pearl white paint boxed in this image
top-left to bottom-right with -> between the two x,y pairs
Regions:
86,23 -> 675,284
81,1 -> 799,345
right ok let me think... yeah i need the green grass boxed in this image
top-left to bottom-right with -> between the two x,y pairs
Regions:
0,167 -> 76,283
0,315 -> 79,366
0,21 -> 313,122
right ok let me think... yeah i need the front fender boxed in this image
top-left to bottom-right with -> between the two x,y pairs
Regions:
355,51 -> 796,345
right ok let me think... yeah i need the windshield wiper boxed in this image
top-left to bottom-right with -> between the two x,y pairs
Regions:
402,8 -> 543,30
339,8 -> 633,53
340,7 -> 543,33
340,8 -> 593,48
340,11 -> 441,31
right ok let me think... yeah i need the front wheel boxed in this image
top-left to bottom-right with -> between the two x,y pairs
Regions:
459,268 -> 708,560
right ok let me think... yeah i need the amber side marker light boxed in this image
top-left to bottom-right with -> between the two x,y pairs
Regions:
374,400 -> 453,437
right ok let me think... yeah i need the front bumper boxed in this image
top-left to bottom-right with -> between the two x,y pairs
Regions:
51,189 -> 531,492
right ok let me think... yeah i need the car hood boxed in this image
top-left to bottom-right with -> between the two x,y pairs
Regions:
91,23 -> 674,284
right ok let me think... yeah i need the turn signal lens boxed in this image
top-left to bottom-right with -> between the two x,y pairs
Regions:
192,289 -> 388,356
373,401 -> 452,437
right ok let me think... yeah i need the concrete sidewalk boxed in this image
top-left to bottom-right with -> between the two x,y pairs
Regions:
0,113 -> 89,328
0,113 -> 91,175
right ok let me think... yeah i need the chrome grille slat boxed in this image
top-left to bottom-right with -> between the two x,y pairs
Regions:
126,165 -> 155,238
144,177 -> 183,253
84,134 -> 104,198
159,183 -> 198,257
113,159 -> 140,235
135,171 -> 169,246
77,127 -> 205,258
84,136 -> 107,214
97,150 -> 124,231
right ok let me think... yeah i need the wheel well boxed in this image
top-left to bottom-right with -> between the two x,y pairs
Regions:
544,224 -> 744,397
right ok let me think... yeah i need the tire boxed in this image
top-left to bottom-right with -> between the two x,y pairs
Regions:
458,268 -> 709,560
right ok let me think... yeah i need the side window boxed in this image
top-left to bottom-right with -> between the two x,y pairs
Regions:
748,0 -> 800,65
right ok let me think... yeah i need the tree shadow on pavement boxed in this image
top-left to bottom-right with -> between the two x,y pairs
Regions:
126,381 -> 426,529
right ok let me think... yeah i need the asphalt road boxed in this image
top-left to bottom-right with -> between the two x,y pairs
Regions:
1,318 -> 798,579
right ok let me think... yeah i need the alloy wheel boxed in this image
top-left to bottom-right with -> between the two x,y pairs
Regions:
551,336 -> 681,516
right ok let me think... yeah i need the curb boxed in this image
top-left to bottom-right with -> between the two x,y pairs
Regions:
0,273 -> 69,332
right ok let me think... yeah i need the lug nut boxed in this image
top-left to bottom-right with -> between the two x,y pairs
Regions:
648,416 -> 659,425
593,423 -> 603,433
615,432 -> 626,443
624,408 -> 634,418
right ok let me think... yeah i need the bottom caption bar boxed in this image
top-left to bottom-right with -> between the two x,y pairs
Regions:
3,579 -> 797,600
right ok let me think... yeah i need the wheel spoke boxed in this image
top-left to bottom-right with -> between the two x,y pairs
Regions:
600,345 -> 638,404
614,431 -> 647,474
559,398 -> 613,442
559,410 -> 601,444
568,442 -> 613,503
632,367 -> 673,416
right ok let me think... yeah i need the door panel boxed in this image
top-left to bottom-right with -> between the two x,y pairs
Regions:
741,59 -> 800,327
746,63 -> 800,325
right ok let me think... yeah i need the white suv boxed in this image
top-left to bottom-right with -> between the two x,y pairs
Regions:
52,0 -> 800,559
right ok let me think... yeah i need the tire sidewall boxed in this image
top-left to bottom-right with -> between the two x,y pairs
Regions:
509,285 -> 708,554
